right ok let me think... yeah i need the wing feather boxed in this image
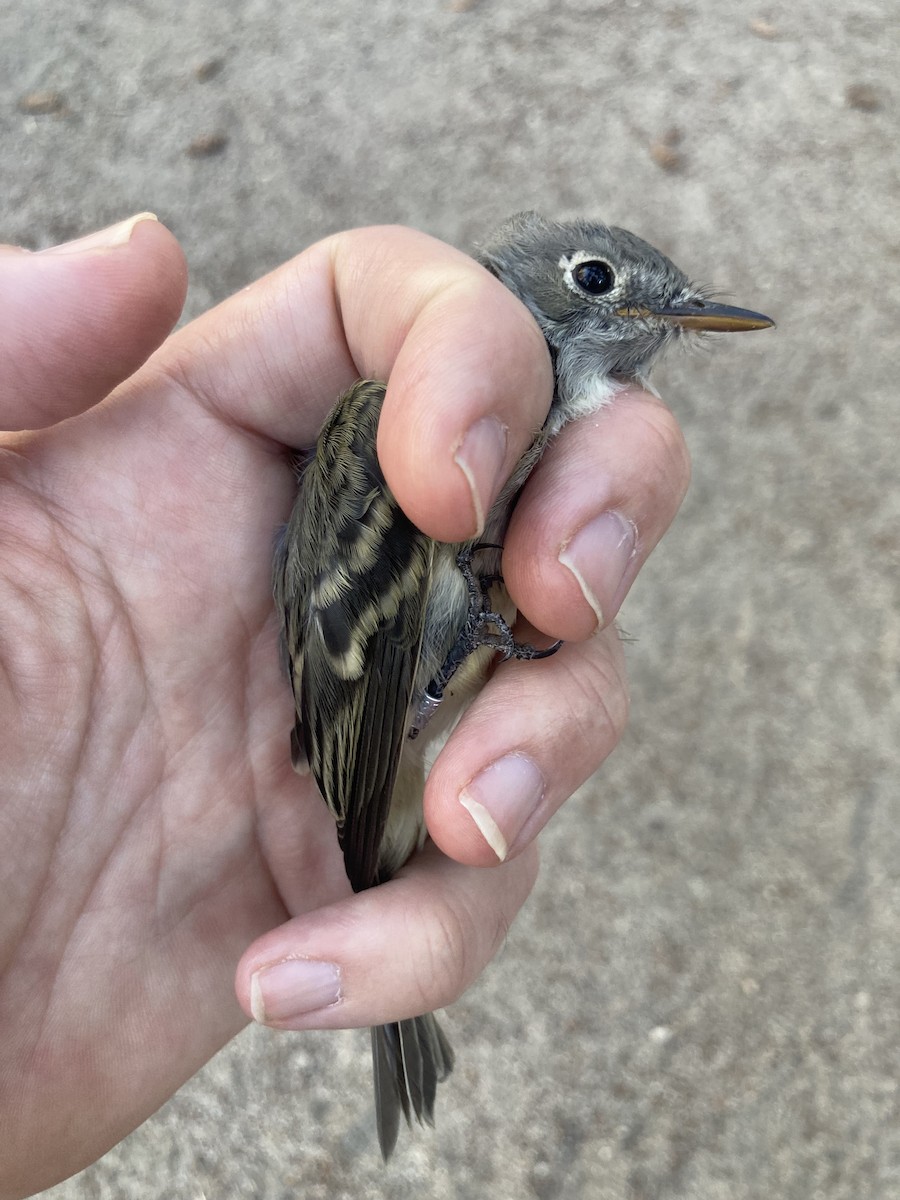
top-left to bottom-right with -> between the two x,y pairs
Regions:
274,380 -> 432,893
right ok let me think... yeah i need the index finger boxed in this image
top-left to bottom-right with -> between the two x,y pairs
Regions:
158,226 -> 553,543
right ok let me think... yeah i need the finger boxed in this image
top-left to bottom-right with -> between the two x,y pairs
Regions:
373,236 -> 553,542
503,385 -> 691,641
0,215 -> 187,431
157,225 -> 553,542
424,622 -> 629,867
235,841 -> 537,1030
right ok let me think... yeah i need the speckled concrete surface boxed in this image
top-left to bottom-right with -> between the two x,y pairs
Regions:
3,2 -> 898,1197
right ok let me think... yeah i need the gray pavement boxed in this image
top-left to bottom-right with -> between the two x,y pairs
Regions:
3,1 -> 898,1197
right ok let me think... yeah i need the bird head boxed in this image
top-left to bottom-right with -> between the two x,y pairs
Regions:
477,211 -> 773,421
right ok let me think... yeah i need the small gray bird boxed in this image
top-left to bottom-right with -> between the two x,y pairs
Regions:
273,211 -> 773,1157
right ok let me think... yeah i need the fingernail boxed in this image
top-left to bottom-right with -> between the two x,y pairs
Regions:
459,753 -> 545,862
39,212 -> 158,256
558,510 -> 637,629
454,416 -> 509,536
250,958 -> 342,1026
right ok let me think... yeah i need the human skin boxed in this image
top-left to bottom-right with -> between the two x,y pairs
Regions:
0,216 -> 689,1197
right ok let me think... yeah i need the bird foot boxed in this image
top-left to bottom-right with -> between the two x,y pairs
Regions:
409,543 -> 562,738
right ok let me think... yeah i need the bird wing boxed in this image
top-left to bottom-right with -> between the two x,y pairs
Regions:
274,380 -> 433,893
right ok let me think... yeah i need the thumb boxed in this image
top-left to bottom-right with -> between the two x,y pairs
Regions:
0,214 -> 187,431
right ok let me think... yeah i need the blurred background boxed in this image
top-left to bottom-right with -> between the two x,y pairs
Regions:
3,1 -> 898,1197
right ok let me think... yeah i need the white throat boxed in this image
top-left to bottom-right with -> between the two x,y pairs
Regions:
548,369 -> 626,437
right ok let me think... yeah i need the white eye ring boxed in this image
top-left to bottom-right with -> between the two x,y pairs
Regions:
559,250 -> 618,299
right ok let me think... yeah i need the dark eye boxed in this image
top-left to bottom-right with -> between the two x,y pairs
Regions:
573,259 -> 615,296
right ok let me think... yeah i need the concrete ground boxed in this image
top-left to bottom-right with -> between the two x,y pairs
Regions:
3,1 -> 897,1197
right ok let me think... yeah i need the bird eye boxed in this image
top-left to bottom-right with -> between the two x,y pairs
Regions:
572,259 -> 615,296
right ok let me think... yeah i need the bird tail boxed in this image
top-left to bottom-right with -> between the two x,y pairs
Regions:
370,1012 -> 455,1159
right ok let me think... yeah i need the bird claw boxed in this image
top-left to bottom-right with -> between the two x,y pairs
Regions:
409,544 -> 564,738
508,637 -> 564,661
456,543 -> 564,662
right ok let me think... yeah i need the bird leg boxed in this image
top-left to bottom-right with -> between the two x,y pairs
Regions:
409,543 -> 562,738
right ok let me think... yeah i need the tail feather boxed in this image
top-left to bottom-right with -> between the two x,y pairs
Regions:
371,1013 -> 454,1159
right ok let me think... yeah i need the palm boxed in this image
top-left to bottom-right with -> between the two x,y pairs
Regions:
0,381 -> 347,1177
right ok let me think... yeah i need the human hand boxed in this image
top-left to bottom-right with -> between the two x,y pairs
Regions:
0,216 -> 689,1197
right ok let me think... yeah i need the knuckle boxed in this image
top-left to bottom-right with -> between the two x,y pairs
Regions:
558,634 -> 630,753
410,890 -> 479,1010
636,402 -> 692,499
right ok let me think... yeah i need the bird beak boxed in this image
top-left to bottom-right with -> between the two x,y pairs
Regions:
617,300 -> 775,332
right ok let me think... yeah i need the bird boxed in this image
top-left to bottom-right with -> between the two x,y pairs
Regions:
273,211 -> 774,1157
